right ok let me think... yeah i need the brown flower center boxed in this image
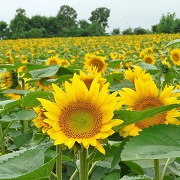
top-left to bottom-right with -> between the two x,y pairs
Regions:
90,58 -> 104,72
133,97 -> 166,128
59,102 -> 102,138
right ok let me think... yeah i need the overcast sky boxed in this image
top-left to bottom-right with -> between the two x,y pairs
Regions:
0,0 -> 180,32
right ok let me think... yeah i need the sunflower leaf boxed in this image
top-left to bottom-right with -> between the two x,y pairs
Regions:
114,103 -> 180,130
121,124 -> 180,161
164,39 -> 180,48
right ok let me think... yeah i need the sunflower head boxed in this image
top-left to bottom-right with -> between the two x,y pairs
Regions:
83,54 -> 108,74
33,107 -> 50,133
143,54 -> 155,64
37,74 -> 123,154
46,56 -> 61,65
124,65 -> 153,83
170,49 -> 180,66
76,69 -> 106,90
119,78 -> 180,137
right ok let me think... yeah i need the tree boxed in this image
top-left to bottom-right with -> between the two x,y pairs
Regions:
173,18 -> 180,33
29,15 -> 47,29
0,21 -> 8,38
122,27 -> 133,35
9,8 -> 29,35
89,7 -> 110,29
56,5 -> 77,33
154,13 -> 176,33
133,27 -> 150,35
45,16 -> 58,36
111,28 -> 120,35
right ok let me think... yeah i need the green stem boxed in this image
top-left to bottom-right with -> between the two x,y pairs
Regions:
56,145 -> 62,180
23,120 -> 28,134
154,159 -> 160,180
79,148 -> 88,180
69,168 -> 78,180
160,158 -> 170,180
0,123 -> 6,154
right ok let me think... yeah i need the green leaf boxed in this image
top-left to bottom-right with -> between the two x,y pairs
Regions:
104,171 -> 120,180
114,104 -> 180,130
0,149 -> 44,179
13,156 -> 57,180
123,161 -> 144,175
1,89 -> 32,95
120,175 -> 152,180
121,124 -> 180,161
22,91 -> 53,108
111,138 -> 129,170
29,65 -> 59,78
164,39 -> 180,48
137,62 -> 158,70
14,134 -> 33,148
16,109 -> 36,120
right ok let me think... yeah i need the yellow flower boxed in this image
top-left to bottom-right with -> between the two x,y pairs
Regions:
119,78 -> 180,137
124,65 -> 153,83
170,49 -> 180,66
33,107 -> 50,133
83,54 -> 108,74
37,74 -> 123,154
76,69 -> 106,90
143,54 -> 155,64
45,56 -> 61,65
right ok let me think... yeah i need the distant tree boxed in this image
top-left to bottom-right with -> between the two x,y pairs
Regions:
9,8 -> 29,36
89,7 -> 110,29
26,28 -> 46,38
111,28 -> 120,35
122,27 -> 133,35
45,16 -> 58,36
56,5 -> 77,34
29,15 -> 47,29
173,18 -> 180,33
78,20 -> 90,29
0,21 -> 9,38
154,13 -> 176,33
133,27 -> 150,35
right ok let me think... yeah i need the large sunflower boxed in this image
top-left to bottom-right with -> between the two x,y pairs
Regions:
83,54 -> 108,74
37,74 -> 123,154
119,78 -> 180,137
170,49 -> 180,66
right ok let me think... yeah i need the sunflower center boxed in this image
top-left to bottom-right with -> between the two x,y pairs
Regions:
90,59 -> 104,72
172,54 -> 179,62
144,57 -> 153,64
59,102 -> 102,138
133,97 -> 166,129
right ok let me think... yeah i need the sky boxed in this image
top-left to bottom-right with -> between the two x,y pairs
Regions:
0,0 -> 180,33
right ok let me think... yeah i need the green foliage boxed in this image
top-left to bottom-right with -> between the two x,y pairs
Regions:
89,7 -> 110,29
121,124 -> 180,161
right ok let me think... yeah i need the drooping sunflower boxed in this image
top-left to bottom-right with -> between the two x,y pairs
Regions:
83,54 -> 108,74
37,74 -> 123,154
124,65 -> 153,83
143,54 -> 155,64
119,78 -> 180,137
170,49 -> 180,66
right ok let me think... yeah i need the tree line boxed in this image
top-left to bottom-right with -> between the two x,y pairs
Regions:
0,5 -> 180,39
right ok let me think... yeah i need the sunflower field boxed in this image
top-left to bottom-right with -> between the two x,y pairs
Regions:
0,34 -> 180,180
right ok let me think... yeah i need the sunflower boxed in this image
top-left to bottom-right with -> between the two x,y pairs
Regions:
33,107 -> 50,133
170,49 -> 180,66
0,70 -> 18,90
124,65 -> 153,83
76,69 -> 106,90
143,54 -> 155,64
83,54 -> 108,74
119,78 -> 180,137
45,56 -> 61,66
37,74 -> 123,154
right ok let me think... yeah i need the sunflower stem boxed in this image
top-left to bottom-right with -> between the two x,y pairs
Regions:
154,159 -> 160,180
0,123 -> 6,154
79,147 -> 88,180
160,158 -> 170,180
56,145 -> 62,180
